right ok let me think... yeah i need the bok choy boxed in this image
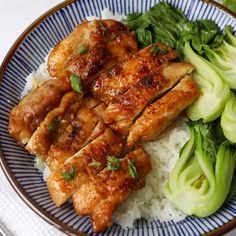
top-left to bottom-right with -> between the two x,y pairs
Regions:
184,41 -> 230,122
164,121 -> 236,217
221,92 -> 236,143
204,26 -> 236,89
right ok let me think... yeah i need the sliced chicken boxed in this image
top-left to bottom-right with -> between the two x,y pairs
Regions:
92,43 -> 178,104
48,20 -> 138,88
26,93 -> 107,171
47,128 -> 123,207
8,79 -> 71,146
105,62 -> 195,136
127,76 -> 200,147
72,147 -> 151,233
47,99 -> 106,171
26,91 -> 83,157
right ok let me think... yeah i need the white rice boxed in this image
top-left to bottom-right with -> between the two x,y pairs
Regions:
86,8 -> 126,22
30,8 -> 189,229
21,53 -> 51,98
114,118 -> 189,228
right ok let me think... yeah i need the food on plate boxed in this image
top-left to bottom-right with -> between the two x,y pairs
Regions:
47,128 -> 123,207
8,79 -> 71,145
127,76 -> 199,147
204,26 -> 236,89
165,121 -> 236,217
47,98 -> 106,171
221,92 -> 236,143
8,1 -> 236,233
184,41 -> 230,122
72,147 -> 151,232
48,20 -> 138,88
104,59 -> 195,136
92,42 -> 178,104
26,91 -> 83,157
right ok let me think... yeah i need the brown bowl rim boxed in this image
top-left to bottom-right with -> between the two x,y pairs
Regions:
0,0 -> 236,235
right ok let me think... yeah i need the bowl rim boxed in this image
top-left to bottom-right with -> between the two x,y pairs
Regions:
0,0 -> 236,235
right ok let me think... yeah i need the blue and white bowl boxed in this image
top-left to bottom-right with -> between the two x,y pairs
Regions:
0,0 -> 236,235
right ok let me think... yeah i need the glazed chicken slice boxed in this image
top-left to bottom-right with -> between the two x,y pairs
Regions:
26,91 -> 83,157
47,128 -> 123,207
127,76 -> 199,147
9,79 -> 71,146
26,93 -> 106,171
47,99 -> 107,171
92,43 -> 178,104
105,62 -> 195,136
72,147 -> 151,233
48,20 -> 138,88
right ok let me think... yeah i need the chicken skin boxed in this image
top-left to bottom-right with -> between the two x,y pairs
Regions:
104,62 -> 195,136
127,76 -> 199,147
9,79 -> 71,146
47,128 -> 123,207
26,92 -> 107,172
26,91 -> 83,157
72,147 -> 151,233
48,20 -> 138,89
92,43 -> 178,104
46,99 -> 106,171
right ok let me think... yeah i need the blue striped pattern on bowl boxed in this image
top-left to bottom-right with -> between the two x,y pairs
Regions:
0,0 -> 236,235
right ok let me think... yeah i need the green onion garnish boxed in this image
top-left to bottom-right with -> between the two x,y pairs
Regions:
78,45 -> 89,55
48,117 -> 60,132
61,165 -> 76,181
150,46 -> 167,54
107,156 -> 120,171
70,74 -> 83,93
128,159 -> 138,179
88,160 -> 101,168
98,20 -> 107,34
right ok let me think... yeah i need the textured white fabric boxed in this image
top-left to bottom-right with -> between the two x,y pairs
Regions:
0,1 -> 65,235
0,171 -> 65,236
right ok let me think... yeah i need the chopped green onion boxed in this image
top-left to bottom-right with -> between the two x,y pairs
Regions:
98,20 -> 107,34
78,45 -> 89,55
107,156 -> 120,171
48,117 -> 60,132
35,156 -> 43,165
88,160 -> 101,168
150,46 -> 167,54
70,74 -> 83,93
61,165 -> 76,181
128,159 -> 138,179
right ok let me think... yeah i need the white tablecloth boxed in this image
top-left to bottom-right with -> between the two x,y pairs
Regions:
0,0 -> 235,235
0,1 -> 65,235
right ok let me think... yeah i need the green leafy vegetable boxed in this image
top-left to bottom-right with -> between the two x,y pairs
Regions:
164,121 -> 236,217
182,20 -> 223,54
128,159 -> 138,179
203,27 -> 236,89
150,45 -> 167,54
136,28 -> 152,48
78,45 -> 89,54
224,26 -> 236,47
88,160 -> 101,168
125,2 -> 186,52
226,169 -> 236,202
222,0 -> 236,13
221,92 -> 236,143
48,117 -> 60,132
107,156 -> 120,171
70,74 -> 83,93
125,2 -> 223,57
184,41 -> 230,122
61,165 -> 76,181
